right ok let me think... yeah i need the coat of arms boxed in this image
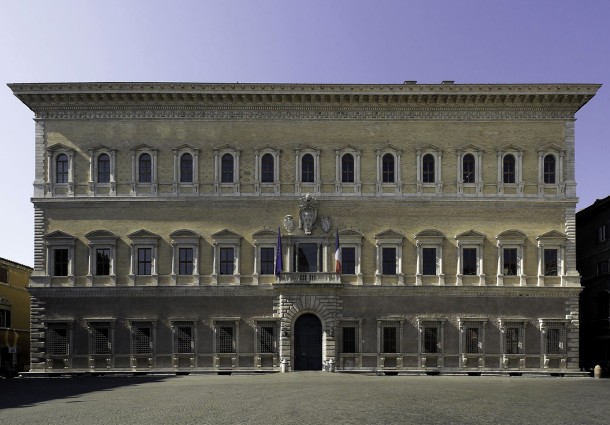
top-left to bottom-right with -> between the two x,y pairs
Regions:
283,215 -> 295,233
321,217 -> 332,234
298,194 -> 317,235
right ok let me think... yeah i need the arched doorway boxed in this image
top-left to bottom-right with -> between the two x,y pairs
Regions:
294,314 -> 322,371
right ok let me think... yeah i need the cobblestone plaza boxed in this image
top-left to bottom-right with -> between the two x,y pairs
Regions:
2,374 -> 610,425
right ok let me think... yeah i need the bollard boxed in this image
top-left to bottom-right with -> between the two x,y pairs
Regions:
594,365 -> 602,379
328,359 -> 335,373
280,358 -> 288,373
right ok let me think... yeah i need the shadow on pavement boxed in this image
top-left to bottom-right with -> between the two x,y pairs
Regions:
0,375 -> 175,409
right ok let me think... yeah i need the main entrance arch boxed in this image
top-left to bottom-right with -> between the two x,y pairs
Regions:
293,314 -> 322,371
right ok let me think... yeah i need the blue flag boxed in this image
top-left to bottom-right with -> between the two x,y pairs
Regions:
275,227 -> 283,277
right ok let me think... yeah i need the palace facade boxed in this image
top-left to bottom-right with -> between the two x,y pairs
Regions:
10,82 -> 599,375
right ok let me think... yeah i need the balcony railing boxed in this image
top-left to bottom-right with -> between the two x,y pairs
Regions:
277,272 -> 341,284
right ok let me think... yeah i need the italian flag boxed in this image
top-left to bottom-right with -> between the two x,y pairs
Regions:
335,228 -> 341,274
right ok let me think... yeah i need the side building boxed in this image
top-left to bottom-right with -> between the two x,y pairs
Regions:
0,257 -> 32,375
10,82 -> 599,375
577,195 -> 610,374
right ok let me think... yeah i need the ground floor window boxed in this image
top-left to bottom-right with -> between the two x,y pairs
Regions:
339,322 -> 360,354
89,322 -> 112,355
421,321 -> 443,354
379,321 -> 401,353
48,323 -> 70,355
545,324 -> 566,355
256,321 -> 277,354
462,323 -> 484,354
503,322 -> 524,354
216,321 -> 236,353
131,321 -> 154,355
173,321 -> 194,354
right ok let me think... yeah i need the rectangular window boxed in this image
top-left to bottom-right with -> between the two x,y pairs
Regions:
464,326 -> 482,354
179,248 -> 194,275
0,309 -> 11,328
503,248 -> 518,276
216,322 -> 236,353
137,248 -> 152,276
598,261 -> 609,276
544,249 -> 558,276
219,247 -> 235,275
96,248 -> 111,276
422,247 -> 437,276
599,225 -> 607,243
341,325 -> 359,354
462,248 -> 477,276
0,267 -> 7,283
342,247 -> 356,275
422,325 -> 440,354
382,326 -> 397,353
131,322 -> 153,355
54,248 -> 69,276
257,321 -> 277,354
504,324 -> 523,354
545,326 -> 565,355
90,322 -> 111,355
173,321 -> 194,354
260,247 -> 275,275
48,323 -> 70,355
382,247 -> 397,276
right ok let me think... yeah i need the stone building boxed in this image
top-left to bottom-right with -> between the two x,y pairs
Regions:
10,82 -> 599,375
577,195 -> 610,373
0,257 -> 32,375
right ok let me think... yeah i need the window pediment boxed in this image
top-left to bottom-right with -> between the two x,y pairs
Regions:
496,229 -> 526,242
85,230 -> 118,241
416,144 -> 442,154
415,229 -> 445,245
45,230 -> 76,241
169,229 -> 200,239
497,144 -> 523,154
375,229 -> 405,241
538,144 -> 564,154
536,230 -> 567,244
128,229 -> 160,240
173,144 -> 198,152
131,143 -> 155,152
335,144 -> 360,154
214,144 -> 239,153
377,143 -> 402,155
252,229 -> 277,239
255,145 -> 280,154
212,229 -> 243,243
46,143 -> 73,154
455,230 -> 486,243
457,143 -> 484,154
295,144 -> 319,153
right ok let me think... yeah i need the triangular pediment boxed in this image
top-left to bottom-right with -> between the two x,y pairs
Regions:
295,144 -> 319,153
173,144 -> 198,151
456,229 -> 486,239
335,144 -> 360,154
169,229 -> 200,239
89,144 -> 114,152
214,144 -> 238,152
85,230 -> 118,240
538,143 -> 563,153
252,229 -> 278,238
375,229 -> 405,239
457,143 -> 484,153
415,229 -> 446,239
45,230 -> 76,240
255,144 -> 280,153
416,144 -> 442,154
131,143 -> 155,152
46,143 -> 73,153
212,229 -> 242,239
497,144 -> 523,153
377,143 -> 402,154
537,230 -> 567,240
128,229 -> 160,239
496,229 -> 527,240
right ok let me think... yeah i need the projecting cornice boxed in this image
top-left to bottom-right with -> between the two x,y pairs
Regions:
9,82 -> 601,121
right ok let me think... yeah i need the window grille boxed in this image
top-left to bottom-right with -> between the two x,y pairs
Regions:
131,322 -> 153,355
257,321 -> 277,354
545,325 -> 566,355
421,321 -> 442,354
463,324 -> 483,354
90,322 -> 111,355
216,322 -> 236,353
174,321 -> 194,354
48,323 -> 70,355
340,323 -> 359,354
503,322 -> 524,355
380,321 -> 400,353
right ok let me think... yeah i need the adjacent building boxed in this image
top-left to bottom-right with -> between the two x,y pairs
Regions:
577,195 -> 610,373
10,81 -> 599,375
0,257 -> 32,375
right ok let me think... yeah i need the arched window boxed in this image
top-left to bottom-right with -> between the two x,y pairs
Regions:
180,153 -> 193,183
423,154 -> 435,183
462,154 -> 475,183
221,154 -> 234,183
302,154 -> 314,183
382,153 -> 394,183
342,154 -> 354,183
138,153 -> 152,183
56,154 -> 69,183
97,154 -> 110,183
503,154 -> 516,184
543,155 -> 556,184
261,153 -> 274,183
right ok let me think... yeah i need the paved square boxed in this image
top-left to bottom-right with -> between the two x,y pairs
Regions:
1,373 -> 609,425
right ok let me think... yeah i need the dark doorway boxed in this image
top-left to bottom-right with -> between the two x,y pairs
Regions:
294,314 -> 322,370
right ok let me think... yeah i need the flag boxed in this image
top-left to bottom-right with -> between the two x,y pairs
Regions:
335,228 -> 341,274
275,227 -> 283,277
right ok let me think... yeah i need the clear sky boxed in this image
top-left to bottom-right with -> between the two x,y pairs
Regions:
1,0 -> 609,266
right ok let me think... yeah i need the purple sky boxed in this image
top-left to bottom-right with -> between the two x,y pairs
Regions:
1,0 -> 609,266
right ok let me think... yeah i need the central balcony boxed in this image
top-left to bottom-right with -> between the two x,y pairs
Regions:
277,272 -> 341,284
